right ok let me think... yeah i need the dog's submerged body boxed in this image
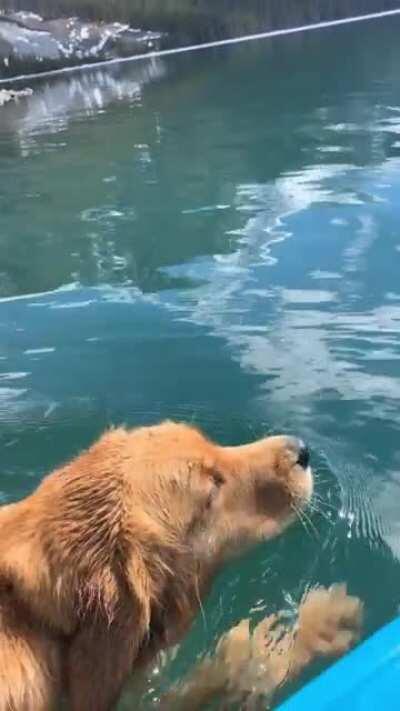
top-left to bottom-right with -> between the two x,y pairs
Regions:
0,421 -> 359,710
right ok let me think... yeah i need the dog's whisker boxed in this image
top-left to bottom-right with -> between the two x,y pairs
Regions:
312,491 -> 333,506
194,574 -> 208,638
313,475 -> 332,486
300,508 -> 321,540
291,502 -> 317,542
307,503 -> 335,526
311,494 -> 337,511
291,502 -> 309,538
291,495 -> 321,540
312,500 -> 337,515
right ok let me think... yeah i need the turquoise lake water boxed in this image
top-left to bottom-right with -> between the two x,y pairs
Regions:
1,15 -> 400,708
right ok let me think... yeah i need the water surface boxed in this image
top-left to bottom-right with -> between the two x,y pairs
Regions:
1,17 -> 400,707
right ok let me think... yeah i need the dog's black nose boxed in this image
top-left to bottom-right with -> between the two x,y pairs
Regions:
297,442 -> 310,469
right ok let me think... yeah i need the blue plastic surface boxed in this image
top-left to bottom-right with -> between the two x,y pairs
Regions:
277,617 -> 400,710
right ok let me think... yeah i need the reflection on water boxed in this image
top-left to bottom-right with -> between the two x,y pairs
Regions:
1,17 -> 400,707
0,59 -> 166,147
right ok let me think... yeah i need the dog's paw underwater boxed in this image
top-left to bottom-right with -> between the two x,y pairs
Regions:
295,583 -> 363,660
163,584 -> 363,710
231,584 -> 362,701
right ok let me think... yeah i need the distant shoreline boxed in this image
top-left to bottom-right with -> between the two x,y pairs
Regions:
4,0 -> 400,45
2,0 -> 400,83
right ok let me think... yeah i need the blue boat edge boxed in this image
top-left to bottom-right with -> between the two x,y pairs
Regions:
277,616 -> 400,710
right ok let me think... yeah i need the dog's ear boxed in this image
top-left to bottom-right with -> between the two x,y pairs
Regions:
0,501 -> 73,635
0,542 -> 62,710
1,533 -> 58,625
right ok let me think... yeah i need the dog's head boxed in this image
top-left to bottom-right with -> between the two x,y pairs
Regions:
0,420 -> 314,662
124,422 -> 313,565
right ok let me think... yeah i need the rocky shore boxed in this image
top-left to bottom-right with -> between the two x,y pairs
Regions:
0,86 -> 32,104
0,11 -> 163,80
2,1 -> 399,82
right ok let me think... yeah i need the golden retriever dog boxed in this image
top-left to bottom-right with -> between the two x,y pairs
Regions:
0,421 -> 362,710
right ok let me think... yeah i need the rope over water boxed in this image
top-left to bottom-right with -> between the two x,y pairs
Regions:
2,8 -> 400,85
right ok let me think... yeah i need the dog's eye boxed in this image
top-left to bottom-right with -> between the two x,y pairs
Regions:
211,471 -> 225,488
204,472 -> 224,510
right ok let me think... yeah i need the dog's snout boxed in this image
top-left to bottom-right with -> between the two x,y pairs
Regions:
297,442 -> 310,469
